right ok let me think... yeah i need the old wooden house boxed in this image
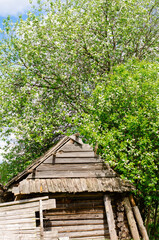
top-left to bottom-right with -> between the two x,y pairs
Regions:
0,134 -> 149,240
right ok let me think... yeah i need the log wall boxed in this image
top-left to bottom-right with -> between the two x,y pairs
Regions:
43,196 -> 110,240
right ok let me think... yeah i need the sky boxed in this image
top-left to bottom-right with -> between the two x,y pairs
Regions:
0,0 -> 37,17
0,0 -> 38,32
0,0 -> 38,162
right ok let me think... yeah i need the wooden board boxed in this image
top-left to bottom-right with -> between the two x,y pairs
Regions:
37,163 -> 105,171
104,195 -> 118,240
44,156 -> 102,164
58,229 -> 109,238
28,170 -> 115,179
56,152 -> 96,158
0,199 -> 56,213
60,144 -> 93,152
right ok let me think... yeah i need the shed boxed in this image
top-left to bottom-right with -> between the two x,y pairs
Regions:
3,134 -> 149,240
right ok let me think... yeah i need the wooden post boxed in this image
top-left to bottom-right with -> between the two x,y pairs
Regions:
39,199 -> 44,239
129,195 -> 149,240
123,197 -> 140,240
104,195 -> 118,240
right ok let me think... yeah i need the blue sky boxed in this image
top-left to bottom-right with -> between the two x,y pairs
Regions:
0,0 -> 37,32
0,0 -> 38,162
0,0 -> 36,17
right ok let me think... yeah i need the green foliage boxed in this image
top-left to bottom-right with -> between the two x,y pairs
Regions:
75,59 -> 159,216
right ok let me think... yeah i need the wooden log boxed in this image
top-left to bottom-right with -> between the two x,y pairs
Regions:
123,197 -> 140,240
69,237 -> 106,240
45,212 -> 105,220
46,219 -> 106,226
104,195 -> 118,240
45,208 -> 104,215
58,229 -> 109,238
50,224 -> 108,232
129,195 -> 149,240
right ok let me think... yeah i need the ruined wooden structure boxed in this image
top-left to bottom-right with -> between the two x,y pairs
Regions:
2,134 -> 149,240
0,196 -> 56,240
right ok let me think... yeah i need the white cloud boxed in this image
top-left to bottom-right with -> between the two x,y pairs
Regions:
0,0 -> 37,17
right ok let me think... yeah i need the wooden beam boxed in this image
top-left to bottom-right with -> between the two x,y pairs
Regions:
123,197 -> 140,240
104,195 -> 118,240
39,200 -> 44,239
129,195 -> 149,240
0,196 -> 48,208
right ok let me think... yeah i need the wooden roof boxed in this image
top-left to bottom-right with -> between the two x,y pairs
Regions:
6,134 -> 134,194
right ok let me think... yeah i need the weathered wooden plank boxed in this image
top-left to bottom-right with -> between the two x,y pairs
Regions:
18,179 -> 30,194
0,196 -> 48,207
0,199 -> 56,213
37,230 -> 58,238
60,144 -> 93,152
59,229 -> 109,238
28,170 -> 116,179
56,202 -> 104,210
0,225 -> 36,230
56,152 -> 96,158
47,224 -> 108,232
46,208 -> 104,215
45,213 -> 105,220
34,178 -> 41,193
104,195 -> 118,240
28,179 -> 36,193
0,213 -> 35,220
0,201 -> 39,212
40,178 -> 49,192
123,197 -> 140,240
18,178 -> 119,194
71,237 -> 109,240
49,219 -> 106,226
37,163 -> 105,171
0,229 -> 39,233
0,218 -> 35,225
0,210 -> 35,218
45,156 -> 102,164
0,233 -> 38,240
39,199 -> 44,239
